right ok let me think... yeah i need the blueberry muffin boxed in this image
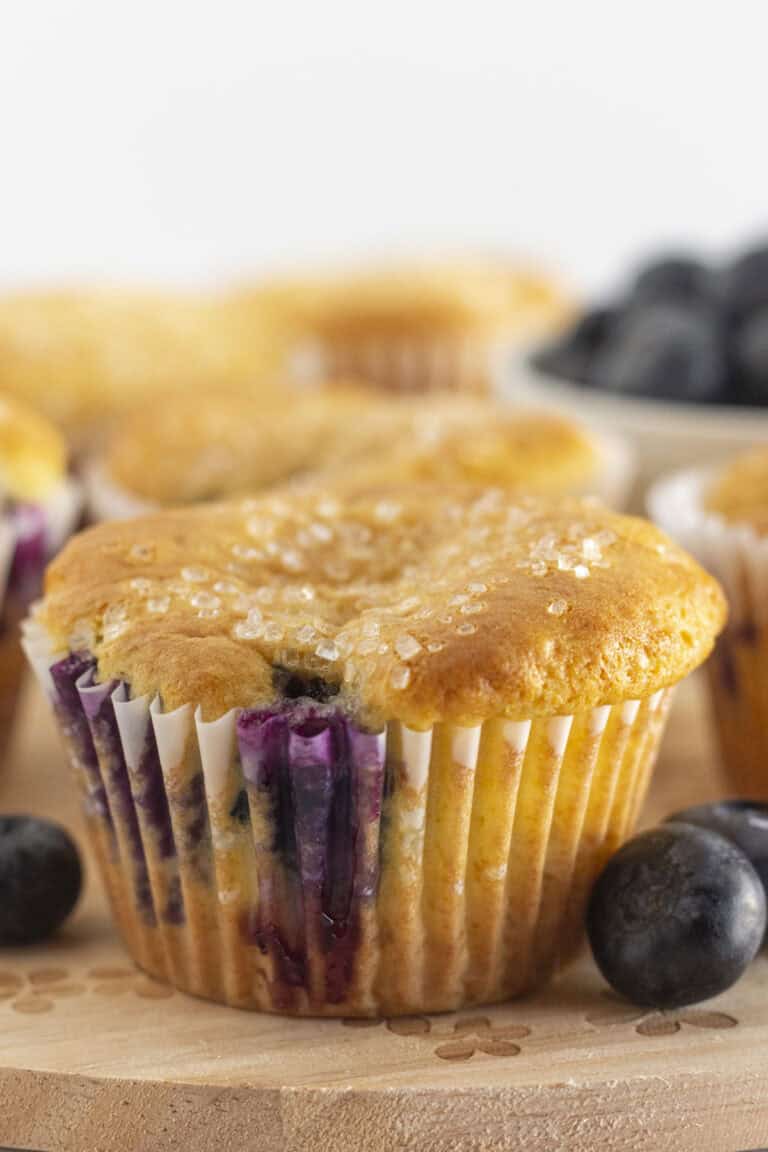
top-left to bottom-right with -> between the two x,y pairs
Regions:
257,257 -> 572,396
87,388 -> 631,520
25,483 -> 723,1014
650,449 -> 768,797
0,395 -> 81,758
0,289 -> 288,454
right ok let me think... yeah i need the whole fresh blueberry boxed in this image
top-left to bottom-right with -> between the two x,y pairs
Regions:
733,307 -> 768,404
591,302 -> 727,403
0,816 -> 82,945
668,802 -> 768,901
723,242 -> 768,324
587,823 -> 766,1008
630,254 -> 714,308
531,307 -> 617,385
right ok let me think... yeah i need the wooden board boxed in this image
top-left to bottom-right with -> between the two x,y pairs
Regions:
1,674 -> 767,1152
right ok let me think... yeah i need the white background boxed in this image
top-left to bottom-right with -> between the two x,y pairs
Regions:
1,1 -> 766,294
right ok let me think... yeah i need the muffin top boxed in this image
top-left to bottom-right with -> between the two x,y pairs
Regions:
38,483 -> 725,727
705,447 -> 768,535
0,289 -> 287,448
0,394 -> 67,501
102,389 -> 600,506
257,258 -> 572,340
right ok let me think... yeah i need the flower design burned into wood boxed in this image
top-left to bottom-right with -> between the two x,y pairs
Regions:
344,992 -> 739,1062
343,1013 -> 531,1061
0,961 -> 739,1050
585,992 -> 738,1037
0,964 -> 173,1013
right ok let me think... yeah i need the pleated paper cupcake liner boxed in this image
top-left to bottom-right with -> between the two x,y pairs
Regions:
0,478 -> 81,762
649,468 -> 768,797
25,617 -> 672,1016
288,332 -> 509,398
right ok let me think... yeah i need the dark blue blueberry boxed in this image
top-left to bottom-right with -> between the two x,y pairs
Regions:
668,802 -> 768,905
532,306 -> 617,386
723,242 -> 768,324
629,254 -> 714,308
0,816 -> 83,945
587,823 -> 766,1008
591,302 -> 727,403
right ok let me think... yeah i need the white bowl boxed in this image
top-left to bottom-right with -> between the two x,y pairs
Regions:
503,356 -> 768,511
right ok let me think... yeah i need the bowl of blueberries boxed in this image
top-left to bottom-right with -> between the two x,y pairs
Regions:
512,239 -> 768,505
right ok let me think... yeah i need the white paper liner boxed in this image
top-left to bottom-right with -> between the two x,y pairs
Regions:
288,333 -> 508,397
41,475 -> 83,557
24,615 -> 673,1016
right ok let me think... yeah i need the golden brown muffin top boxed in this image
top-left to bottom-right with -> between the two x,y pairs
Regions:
38,483 -> 725,727
705,447 -> 768,535
0,289 -> 288,449
103,388 -> 600,506
255,258 -> 573,340
0,393 -> 67,501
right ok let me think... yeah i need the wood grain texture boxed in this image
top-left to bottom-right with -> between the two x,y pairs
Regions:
1,673 -> 767,1152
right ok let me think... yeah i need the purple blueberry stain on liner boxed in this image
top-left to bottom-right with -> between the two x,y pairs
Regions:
134,722 -> 177,862
173,770 -> 213,887
324,723 -> 385,1003
50,655 -> 185,927
288,719 -> 339,902
236,703 -> 386,1005
130,713 -> 190,923
50,654 -> 113,828
8,502 -> 47,601
163,873 -> 185,926
240,906 -> 308,993
237,711 -> 308,1000
77,678 -> 156,924
50,653 -> 388,1005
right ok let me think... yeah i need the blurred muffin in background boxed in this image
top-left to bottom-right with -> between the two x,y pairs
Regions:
0,288 -> 289,454
0,394 -> 81,760
648,447 -> 768,797
249,257 -> 572,396
86,387 -> 631,521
